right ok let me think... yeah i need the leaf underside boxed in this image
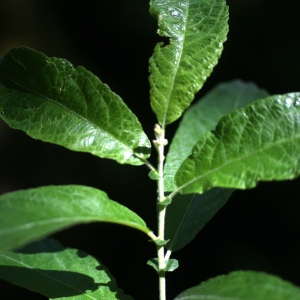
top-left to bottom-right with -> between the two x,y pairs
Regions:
149,0 -> 229,126
0,185 -> 150,251
165,188 -> 233,251
174,271 -> 300,300
175,93 -> 300,194
0,47 -> 150,165
0,238 -> 133,300
164,80 -> 269,192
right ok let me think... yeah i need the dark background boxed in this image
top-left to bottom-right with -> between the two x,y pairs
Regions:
0,0 -> 300,299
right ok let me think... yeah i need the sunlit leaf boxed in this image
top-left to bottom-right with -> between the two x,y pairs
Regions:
0,185 -> 151,250
0,238 -> 133,300
0,47 -> 150,165
174,271 -> 300,300
164,80 -> 268,191
175,93 -> 300,194
149,0 -> 229,126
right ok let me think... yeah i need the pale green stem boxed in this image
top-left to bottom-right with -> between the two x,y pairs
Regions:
167,188 -> 180,200
134,153 -> 156,172
154,124 -> 168,300
147,231 -> 158,242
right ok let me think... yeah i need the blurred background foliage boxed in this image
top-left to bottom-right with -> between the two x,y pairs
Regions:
0,0 -> 300,299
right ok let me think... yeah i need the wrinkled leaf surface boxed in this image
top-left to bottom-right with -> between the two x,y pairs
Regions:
149,0 -> 229,126
174,271 -> 300,300
0,47 -> 150,165
164,80 -> 268,191
175,93 -> 300,194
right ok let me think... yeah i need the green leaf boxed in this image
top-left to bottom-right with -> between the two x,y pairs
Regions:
147,258 -> 179,272
147,258 -> 159,272
148,169 -> 160,180
154,239 -> 168,246
164,259 -> 179,272
149,0 -> 229,126
164,80 -> 269,192
165,188 -> 233,251
175,93 -> 300,194
0,238 -> 133,300
0,47 -> 150,165
174,271 -> 300,300
0,185 -> 151,251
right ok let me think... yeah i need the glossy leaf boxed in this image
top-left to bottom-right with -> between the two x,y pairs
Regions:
174,271 -> 300,299
0,238 -> 133,300
165,188 -> 233,251
0,185 -> 151,251
149,0 -> 229,126
164,80 -> 269,191
0,47 -> 150,165
175,93 -> 300,194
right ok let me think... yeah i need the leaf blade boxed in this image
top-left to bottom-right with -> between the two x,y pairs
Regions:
149,0 -> 229,125
0,185 -> 151,251
174,271 -> 300,300
0,238 -> 133,300
175,93 -> 300,194
165,188 -> 233,251
0,47 -> 150,165
164,80 -> 269,192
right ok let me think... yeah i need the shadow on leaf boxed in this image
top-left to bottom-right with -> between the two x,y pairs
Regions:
0,238 -> 132,299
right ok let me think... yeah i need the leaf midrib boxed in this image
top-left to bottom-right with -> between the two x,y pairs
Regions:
162,1 -> 217,127
175,133 -> 300,194
161,1 -> 189,128
1,71 -> 135,154
0,216 -> 148,236
167,194 -> 194,250
0,253 -> 97,299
